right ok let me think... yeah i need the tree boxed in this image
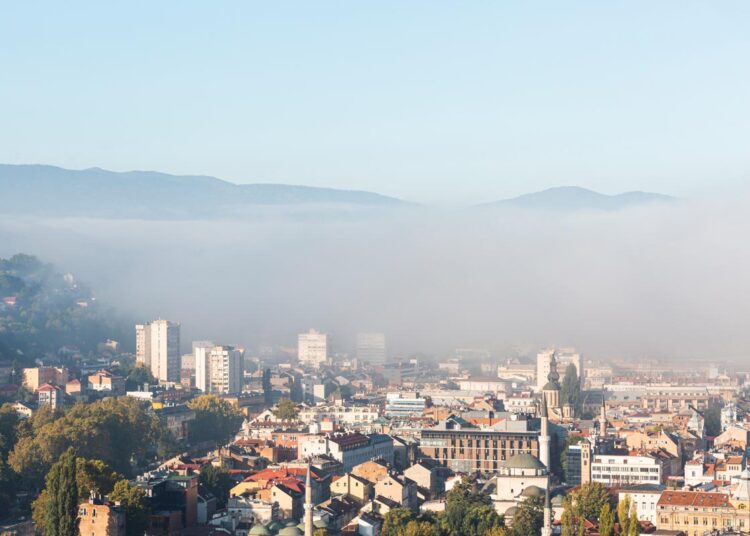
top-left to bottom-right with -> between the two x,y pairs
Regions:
110,479 -> 150,536
560,496 -> 576,536
262,368 -> 273,406
462,503 -> 504,536
0,459 -> 17,519
0,403 -> 19,458
273,398 -> 299,421
382,508 -> 416,536
200,464 -> 234,508
313,529 -> 328,536
511,496 -> 543,536
599,503 -> 615,536
617,496 -> 632,535
560,364 -> 581,416
43,447 -> 78,536
76,458 -> 123,500
187,394 -> 243,445
573,481 -> 610,520
627,502 -> 640,536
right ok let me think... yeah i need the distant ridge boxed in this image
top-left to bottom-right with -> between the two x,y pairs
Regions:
481,186 -> 675,212
0,164 -> 407,219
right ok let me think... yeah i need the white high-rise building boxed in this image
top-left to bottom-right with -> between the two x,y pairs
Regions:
356,332 -> 387,365
196,344 -> 244,395
135,320 -> 181,383
298,329 -> 327,367
135,324 -> 151,367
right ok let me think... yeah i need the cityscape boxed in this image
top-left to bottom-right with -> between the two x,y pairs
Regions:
3,2 -> 750,536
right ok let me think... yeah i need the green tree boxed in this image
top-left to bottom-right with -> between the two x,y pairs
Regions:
573,481 -> 610,520
0,459 -> 17,519
44,447 -> 78,536
560,364 -> 581,416
382,508 -> 416,536
461,503 -> 503,536
110,479 -> 150,536
262,368 -> 273,406
599,503 -> 615,536
200,464 -> 234,508
273,398 -> 299,421
511,496 -> 543,536
627,502 -> 640,536
617,496 -> 632,535
187,394 -> 243,445
76,458 -> 123,500
704,403 -> 722,437
0,403 -> 19,458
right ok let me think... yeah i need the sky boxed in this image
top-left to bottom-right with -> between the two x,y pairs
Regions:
2,1 -> 750,204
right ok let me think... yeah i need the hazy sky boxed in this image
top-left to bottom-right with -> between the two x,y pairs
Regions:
2,1 -> 750,204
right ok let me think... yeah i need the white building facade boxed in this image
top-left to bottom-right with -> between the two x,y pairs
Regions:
298,329 -> 328,367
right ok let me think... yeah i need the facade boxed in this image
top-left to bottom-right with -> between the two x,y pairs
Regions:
591,453 -> 665,486
78,496 -> 126,536
384,392 -> 426,418
656,491 -> 737,536
22,366 -> 68,391
136,320 -> 181,383
38,383 -> 63,409
420,416 -> 540,474
298,404 -> 380,428
196,345 -> 244,394
298,432 -> 394,472
617,485 -> 663,525
356,332 -> 387,366
88,370 -> 126,392
298,329 -> 328,367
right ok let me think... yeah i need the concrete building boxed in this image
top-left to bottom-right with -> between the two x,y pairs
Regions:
298,329 -> 328,367
22,366 -> 68,391
618,485 -> 664,525
298,433 -> 394,473
356,332 -> 387,366
196,345 -> 244,395
384,392 -> 426,418
77,494 -> 126,536
591,452 -> 671,486
88,370 -> 125,392
136,320 -> 181,383
420,415 -> 541,474
38,383 -> 63,409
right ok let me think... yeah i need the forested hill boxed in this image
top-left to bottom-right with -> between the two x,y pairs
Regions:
0,254 -> 129,363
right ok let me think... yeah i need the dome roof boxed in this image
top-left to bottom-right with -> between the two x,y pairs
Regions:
521,485 -> 544,497
266,521 -> 284,532
278,528 -> 303,536
505,506 -> 519,516
284,520 -> 298,527
249,526 -> 271,536
543,381 -> 560,391
505,452 -> 546,470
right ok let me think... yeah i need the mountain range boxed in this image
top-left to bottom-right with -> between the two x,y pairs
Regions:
0,164 -> 674,218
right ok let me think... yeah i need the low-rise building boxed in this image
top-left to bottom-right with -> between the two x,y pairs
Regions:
77,494 -> 126,536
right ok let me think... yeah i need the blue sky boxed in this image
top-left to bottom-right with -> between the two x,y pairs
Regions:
2,1 -> 749,204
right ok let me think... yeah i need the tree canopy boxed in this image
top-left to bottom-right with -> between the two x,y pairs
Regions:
187,394 -> 243,445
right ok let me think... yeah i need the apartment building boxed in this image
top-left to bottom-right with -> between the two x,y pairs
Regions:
136,320 -> 181,383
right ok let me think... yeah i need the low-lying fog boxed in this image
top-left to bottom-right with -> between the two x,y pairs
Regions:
2,199 -> 749,361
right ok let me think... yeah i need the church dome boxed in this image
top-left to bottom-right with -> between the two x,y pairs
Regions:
505,452 -> 546,471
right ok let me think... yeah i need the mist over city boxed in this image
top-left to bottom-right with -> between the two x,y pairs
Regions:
3,3 -> 750,536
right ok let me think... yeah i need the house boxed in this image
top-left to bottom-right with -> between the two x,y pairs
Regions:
374,475 -> 418,511
270,479 -> 305,519
331,473 -> 373,503
351,460 -> 389,485
88,370 -> 126,393
77,494 -> 126,536
403,458 -> 446,500
155,405 -> 196,441
38,383 -> 63,409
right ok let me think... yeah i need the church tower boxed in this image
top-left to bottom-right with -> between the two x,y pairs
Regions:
542,352 -> 561,418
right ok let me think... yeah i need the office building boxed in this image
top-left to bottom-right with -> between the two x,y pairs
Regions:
385,392 -> 426,418
298,329 -> 327,367
356,332 -> 387,365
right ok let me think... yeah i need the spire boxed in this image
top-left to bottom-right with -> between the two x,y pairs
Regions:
539,396 -> 551,470
304,462 -> 313,536
547,353 -> 560,385
541,480 -> 552,536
